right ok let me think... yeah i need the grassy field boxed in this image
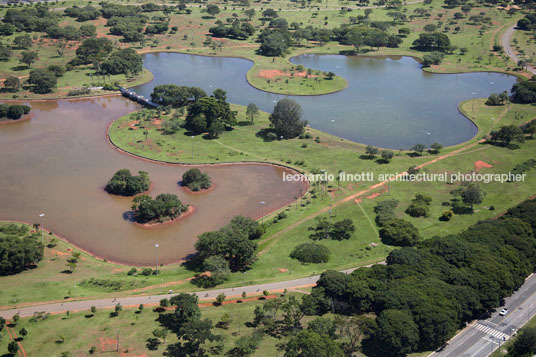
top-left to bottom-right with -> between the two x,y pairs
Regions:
0,291 -> 310,357
512,28 -> 536,68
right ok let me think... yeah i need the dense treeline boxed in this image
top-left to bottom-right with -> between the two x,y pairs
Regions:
105,169 -> 150,196
0,103 -> 31,120
511,77 -> 536,104
306,199 -> 536,356
3,6 -> 59,33
258,21 -> 403,56
0,224 -> 44,276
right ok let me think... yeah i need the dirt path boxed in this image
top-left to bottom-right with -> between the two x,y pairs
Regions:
5,323 -> 27,357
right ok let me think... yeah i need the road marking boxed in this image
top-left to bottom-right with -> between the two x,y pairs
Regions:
474,323 -> 509,340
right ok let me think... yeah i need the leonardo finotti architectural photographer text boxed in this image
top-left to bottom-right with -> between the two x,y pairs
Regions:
283,171 -> 527,184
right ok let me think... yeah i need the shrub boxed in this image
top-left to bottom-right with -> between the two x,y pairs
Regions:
440,210 -> 453,221
290,243 -> 330,263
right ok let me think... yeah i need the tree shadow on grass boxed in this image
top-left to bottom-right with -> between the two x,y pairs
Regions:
10,65 -> 28,71
255,128 -> 277,142
359,154 -> 376,160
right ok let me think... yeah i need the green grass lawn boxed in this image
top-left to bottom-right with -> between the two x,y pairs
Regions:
0,291 -> 310,357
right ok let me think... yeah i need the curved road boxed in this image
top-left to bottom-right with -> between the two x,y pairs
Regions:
501,25 -> 536,75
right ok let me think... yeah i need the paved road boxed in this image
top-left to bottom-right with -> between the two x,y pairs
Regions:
431,273 -> 536,357
501,25 -> 536,75
0,266 -> 375,319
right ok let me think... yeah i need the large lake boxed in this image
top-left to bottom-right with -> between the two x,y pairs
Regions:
133,53 -> 518,149
0,98 -> 306,265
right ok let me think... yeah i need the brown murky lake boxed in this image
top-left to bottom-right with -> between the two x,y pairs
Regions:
0,96 -> 306,265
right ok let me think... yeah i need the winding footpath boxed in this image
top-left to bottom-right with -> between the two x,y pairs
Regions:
501,25 -> 536,75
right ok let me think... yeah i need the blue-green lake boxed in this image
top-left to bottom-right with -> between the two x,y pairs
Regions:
132,53 -> 518,149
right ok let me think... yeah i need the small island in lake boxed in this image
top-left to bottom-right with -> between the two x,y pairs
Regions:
0,104 -> 31,122
181,168 -> 212,192
105,169 -> 150,196
131,193 -> 189,224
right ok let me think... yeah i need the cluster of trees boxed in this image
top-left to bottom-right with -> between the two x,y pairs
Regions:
72,38 -> 142,76
412,32 -> 452,52
363,145 -> 395,163
185,93 -> 237,138
157,294 -> 224,356
517,13 -> 536,31
421,51 -> 445,67
100,48 -> 143,75
490,124 -> 525,146
209,22 -> 255,40
194,216 -> 262,281
28,68 -> 59,94
64,5 -> 100,22
45,23 -> 96,41
405,193 -> 432,218
307,199 -> 536,356
269,99 -> 307,139
0,224 -> 44,275
105,169 -> 150,196
151,84 -> 207,108
73,37 -> 113,65
258,21 -> 402,57
486,91 -> 509,106
340,26 -> 402,51
379,218 -> 421,246
181,168 -> 212,191
308,216 -> 356,241
511,78 -> 536,104
290,242 -> 330,263
107,14 -> 149,42
131,194 -> 188,224
3,6 -> 59,33
0,104 -> 30,120
450,182 -> 485,213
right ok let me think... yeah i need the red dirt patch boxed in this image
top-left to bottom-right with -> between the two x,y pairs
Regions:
50,249 -> 69,257
474,160 -> 493,172
366,192 -> 381,200
258,69 -> 318,79
128,120 -> 140,130
99,337 -> 117,352
354,197 -> 363,204
278,268 -> 288,272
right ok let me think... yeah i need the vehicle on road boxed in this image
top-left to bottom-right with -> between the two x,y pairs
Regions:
499,308 -> 508,316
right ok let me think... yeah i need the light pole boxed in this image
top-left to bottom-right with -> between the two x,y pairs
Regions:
260,201 -> 265,225
280,136 -> 284,161
39,213 -> 45,244
330,119 -> 335,142
472,92 -> 476,112
191,136 -> 194,160
155,243 -> 159,275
